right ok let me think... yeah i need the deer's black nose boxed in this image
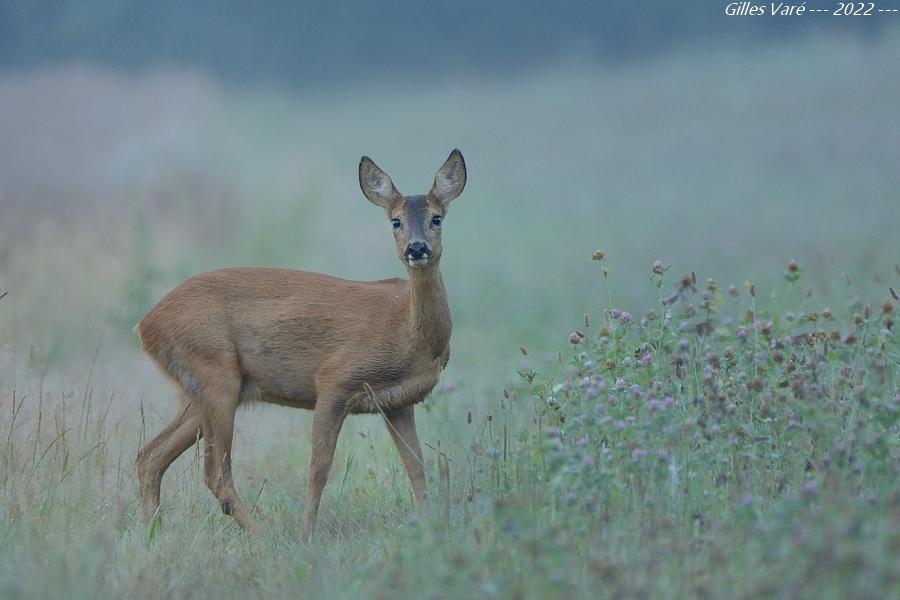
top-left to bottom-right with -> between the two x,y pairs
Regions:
406,241 -> 429,259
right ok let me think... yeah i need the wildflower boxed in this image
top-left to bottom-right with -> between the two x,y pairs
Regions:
615,419 -> 627,430
788,259 -> 799,273
615,378 -> 627,390
785,311 -> 795,322
594,403 -> 605,413
728,285 -> 739,298
630,384 -> 641,396
591,250 -> 605,261
802,479 -> 819,495
706,278 -> 717,291
648,399 -> 663,411
568,331 -> 584,344
652,259 -> 665,274
640,353 -> 653,367
822,307 -> 833,319
883,300 -> 894,315
623,356 -> 633,367
631,448 -> 648,460
611,308 -> 622,319
586,386 -> 599,399
581,454 -> 595,467
678,339 -> 690,351
620,311 -> 632,323
657,450 -> 669,461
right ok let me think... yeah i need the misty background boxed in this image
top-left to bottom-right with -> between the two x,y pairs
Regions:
1,1 -> 898,384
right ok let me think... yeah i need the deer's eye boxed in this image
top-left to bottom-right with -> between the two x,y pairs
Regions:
431,215 -> 442,227
391,218 -> 402,229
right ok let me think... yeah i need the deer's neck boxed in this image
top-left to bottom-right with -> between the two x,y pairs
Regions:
407,265 -> 452,357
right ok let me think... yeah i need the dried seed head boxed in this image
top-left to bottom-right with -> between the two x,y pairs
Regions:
788,259 -> 799,273
706,278 -> 717,291
882,300 -> 893,315
519,346 -> 528,356
568,331 -> 584,344
728,285 -> 739,298
652,259 -> 664,275
749,283 -> 756,298
591,250 -> 605,261
822,307 -> 832,319
583,313 -> 590,328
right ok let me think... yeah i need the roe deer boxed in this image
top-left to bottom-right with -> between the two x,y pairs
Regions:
135,150 -> 467,540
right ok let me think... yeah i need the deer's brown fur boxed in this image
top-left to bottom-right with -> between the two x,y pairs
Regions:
135,150 -> 466,540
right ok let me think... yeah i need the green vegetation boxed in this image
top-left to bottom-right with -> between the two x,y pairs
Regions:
0,32 -> 898,599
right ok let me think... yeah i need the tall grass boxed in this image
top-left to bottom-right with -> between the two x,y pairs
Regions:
0,257 -> 897,598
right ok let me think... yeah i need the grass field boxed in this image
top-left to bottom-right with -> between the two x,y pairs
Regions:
0,32 -> 898,598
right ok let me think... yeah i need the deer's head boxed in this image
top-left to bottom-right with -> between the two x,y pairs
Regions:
359,150 -> 467,269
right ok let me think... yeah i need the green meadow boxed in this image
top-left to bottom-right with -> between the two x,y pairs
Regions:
0,32 -> 898,598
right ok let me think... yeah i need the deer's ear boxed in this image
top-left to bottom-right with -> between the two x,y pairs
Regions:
359,156 -> 400,209
430,149 -> 467,207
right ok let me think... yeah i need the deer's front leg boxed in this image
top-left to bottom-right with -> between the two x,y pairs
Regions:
383,405 -> 428,511
302,394 -> 347,542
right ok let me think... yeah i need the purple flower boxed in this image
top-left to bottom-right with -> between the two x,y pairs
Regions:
630,384 -> 641,395
640,353 -> 653,367
631,448 -> 648,460
620,312 -> 633,323
611,308 -> 622,319
737,326 -> 748,340
803,480 -> 819,495
615,378 -> 627,390
568,331 -> 582,344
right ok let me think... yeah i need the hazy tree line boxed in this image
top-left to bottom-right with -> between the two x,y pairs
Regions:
0,0 -> 885,85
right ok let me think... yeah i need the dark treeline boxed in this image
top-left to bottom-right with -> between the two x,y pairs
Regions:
0,0 -> 886,85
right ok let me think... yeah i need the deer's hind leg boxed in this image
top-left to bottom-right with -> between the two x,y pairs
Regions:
137,400 -> 202,521
197,368 -> 258,534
